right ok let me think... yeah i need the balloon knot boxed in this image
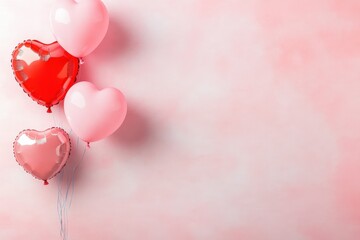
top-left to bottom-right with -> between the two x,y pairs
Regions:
47,107 -> 52,113
44,180 -> 49,185
87,142 -> 90,148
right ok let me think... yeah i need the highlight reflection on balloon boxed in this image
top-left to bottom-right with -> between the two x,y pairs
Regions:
13,127 -> 71,185
50,0 -> 109,57
64,82 -> 127,144
11,40 -> 79,113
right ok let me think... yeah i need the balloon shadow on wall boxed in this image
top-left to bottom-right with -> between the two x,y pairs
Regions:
109,103 -> 152,148
77,16 -> 137,83
56,136 -> 89,188
57,103 -> 152,191
92,16 -> 136,60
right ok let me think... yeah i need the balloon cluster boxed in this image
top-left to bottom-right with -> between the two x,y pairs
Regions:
12,0 -> 127,185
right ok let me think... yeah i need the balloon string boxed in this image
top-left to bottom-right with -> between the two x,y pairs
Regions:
56,107 -> 64,129
69,144 -> 87,208
55,109 -> 62,239
53,106 -> 67,240
65,140 -> 86,239
57,170 -> 65,239
57,137 -> 86,240
52,112 -> 57,127
51,107 -> 65,129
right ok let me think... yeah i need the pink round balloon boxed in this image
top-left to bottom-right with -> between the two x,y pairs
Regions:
50,0 -> 109,58
13,127 -> 71,185
64,82 -> 127,143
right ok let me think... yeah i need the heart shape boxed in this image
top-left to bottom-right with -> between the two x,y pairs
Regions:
64,82 -> 127,143
13,127 -> 71,185
50,0 -> 109,57
11,40 -> 79,113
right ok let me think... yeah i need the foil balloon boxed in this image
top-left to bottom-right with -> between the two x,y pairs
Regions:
13,127 -> 71,185
11,40 -> 79,113
64,82 -> 127,145
50,0 -> 109,58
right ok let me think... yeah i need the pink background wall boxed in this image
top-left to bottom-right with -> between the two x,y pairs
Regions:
2,0 -> 360,239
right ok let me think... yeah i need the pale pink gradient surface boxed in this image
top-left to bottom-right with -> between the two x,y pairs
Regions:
1,0 -> 360,239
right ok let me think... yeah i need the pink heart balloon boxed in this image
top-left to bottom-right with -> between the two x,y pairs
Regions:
50,0 -> 109,58
13,128 -> 71,185
64,82 -> 127,143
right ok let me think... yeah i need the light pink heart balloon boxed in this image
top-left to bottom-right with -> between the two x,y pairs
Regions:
13,128 -> 71,185
64,82 -> 127,143
50,0 -> 109,58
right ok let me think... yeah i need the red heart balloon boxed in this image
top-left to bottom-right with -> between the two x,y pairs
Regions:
11,40 -> 79,113
13,127 -> 71,185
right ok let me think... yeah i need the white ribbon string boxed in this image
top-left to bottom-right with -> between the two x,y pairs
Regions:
57,135 -> 87,240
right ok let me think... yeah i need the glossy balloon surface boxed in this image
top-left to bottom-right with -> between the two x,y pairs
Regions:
64,82 -> 127,143
50,0 -> 109,57
11,40 -> 79,112
13,127 -> 71,184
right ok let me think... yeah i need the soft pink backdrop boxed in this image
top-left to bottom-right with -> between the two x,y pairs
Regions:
1,0 -> 360,239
